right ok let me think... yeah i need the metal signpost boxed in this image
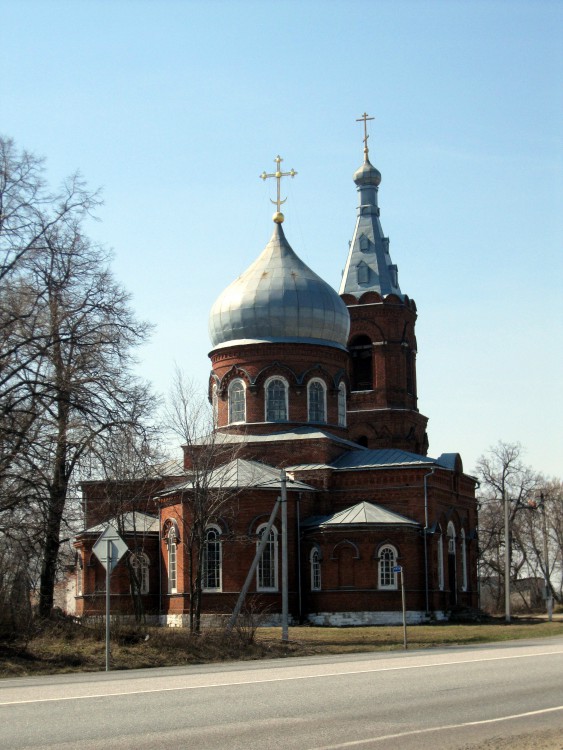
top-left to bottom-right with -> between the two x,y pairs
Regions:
92,525 -> 128,671
393,565 -> 407,650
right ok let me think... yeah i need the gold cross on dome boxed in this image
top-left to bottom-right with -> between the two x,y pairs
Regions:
260,155 -> 297,220
356,112 -> 374,160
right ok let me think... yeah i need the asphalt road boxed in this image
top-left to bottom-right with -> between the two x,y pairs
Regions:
1,637 -> 563,749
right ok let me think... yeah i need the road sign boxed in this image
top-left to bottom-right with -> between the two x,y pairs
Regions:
392,565 -> 402,573
92,525 -> 128,573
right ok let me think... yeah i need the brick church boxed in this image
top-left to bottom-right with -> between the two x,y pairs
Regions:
74,119 -> 478,626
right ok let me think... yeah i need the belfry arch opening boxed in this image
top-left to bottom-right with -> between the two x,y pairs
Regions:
349,334 -> 373,391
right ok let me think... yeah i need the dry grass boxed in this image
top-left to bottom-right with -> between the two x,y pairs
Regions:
1,617 -> 562,678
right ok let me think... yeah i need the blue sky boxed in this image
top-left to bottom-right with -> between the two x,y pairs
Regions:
1,0 -> 561,477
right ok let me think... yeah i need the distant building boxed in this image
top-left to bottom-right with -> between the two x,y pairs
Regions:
74,121 -> 479,625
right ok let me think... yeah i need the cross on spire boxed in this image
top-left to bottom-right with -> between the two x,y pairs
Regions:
356,112 -> 374,161
260,155 -> 297,223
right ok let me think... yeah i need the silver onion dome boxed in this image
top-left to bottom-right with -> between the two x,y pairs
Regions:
209,222 -> 350,351
353,157 -> 381,187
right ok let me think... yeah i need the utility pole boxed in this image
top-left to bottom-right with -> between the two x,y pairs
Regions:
281,469 -> 289,643
504,489 -> 511,624
536,493 -> 553,622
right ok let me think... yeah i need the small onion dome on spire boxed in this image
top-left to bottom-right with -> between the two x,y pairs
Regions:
208,222 -> 350,351
353,157 -> 381,187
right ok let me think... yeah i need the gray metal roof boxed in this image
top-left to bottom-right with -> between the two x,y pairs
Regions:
332,448 -> 437,470
159,458 -> 316,496
286,463 -> 333,472
209,222 -> 350,351
302,501 -> 419,529
81,511 -> 159,536
211,426 -> 362,449
339,157 -> 403,299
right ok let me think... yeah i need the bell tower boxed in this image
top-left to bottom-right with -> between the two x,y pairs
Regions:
340,115 -> 429,454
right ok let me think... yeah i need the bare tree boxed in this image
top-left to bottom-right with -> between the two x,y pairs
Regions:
476,442 -> 543,611
0,136 -> 100,509
164,369 -> 240,633
85,425 -> 166,622
524,479 -> 563,606
0,136 -> 154,619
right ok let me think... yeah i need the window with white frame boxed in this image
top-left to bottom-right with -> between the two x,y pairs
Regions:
307,379 -> 326,423
130,552 -> 150,595
338,382 -> 347,427
461,529 -> 468,591
167,526 -> 178,593
256,524 -> 278,591
265,377 -> 288,422
228,379 -> 246,423
378,545 -> 398,589
203,525 -> 222,591
310,548 -> 321,591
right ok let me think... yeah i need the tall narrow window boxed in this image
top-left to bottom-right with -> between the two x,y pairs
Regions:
257,524 -> 278,591
76,554 -> 83,596
378,545 -> 398,589
307,379 -> 326,423
437,530 -> 444,591
212,383 -> 218,427
265,378 -> 288,422
130,552 -> 150,595
461,529 -> 468,591
349,335 -> 373,390
406,349 -> 414,395
447,522 -> 457,603
203,526 -> 222,591
310,548 -> 321,591
338,382 -> 347,427
167,526 -> 177,593
228,379 -> 245,423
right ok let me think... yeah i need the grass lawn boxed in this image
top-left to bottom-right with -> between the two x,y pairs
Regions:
1,617 -> 562,678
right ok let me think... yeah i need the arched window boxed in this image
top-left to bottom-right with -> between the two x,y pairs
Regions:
203,525 -> 222,591
212,383 -> 218,427
461,529 -> 468,591
307,379 -> 326,423
378,545 -> 398,589
167,526 -> 178,593
338,382 -> 347,427
349,335 -> 373,391
228,379 -> 246,424
256,524 -> 278,591
130,552 -> 150,595
310,548 -> 321,591
265,377 -> 288,422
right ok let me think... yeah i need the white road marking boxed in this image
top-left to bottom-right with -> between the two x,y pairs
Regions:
309,704 -> 563,748
0,648 -> 562,707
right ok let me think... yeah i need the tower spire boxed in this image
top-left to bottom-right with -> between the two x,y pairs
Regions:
356,112 -> 374,162
339,115 -> 399,298
260,155 -> 298,224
